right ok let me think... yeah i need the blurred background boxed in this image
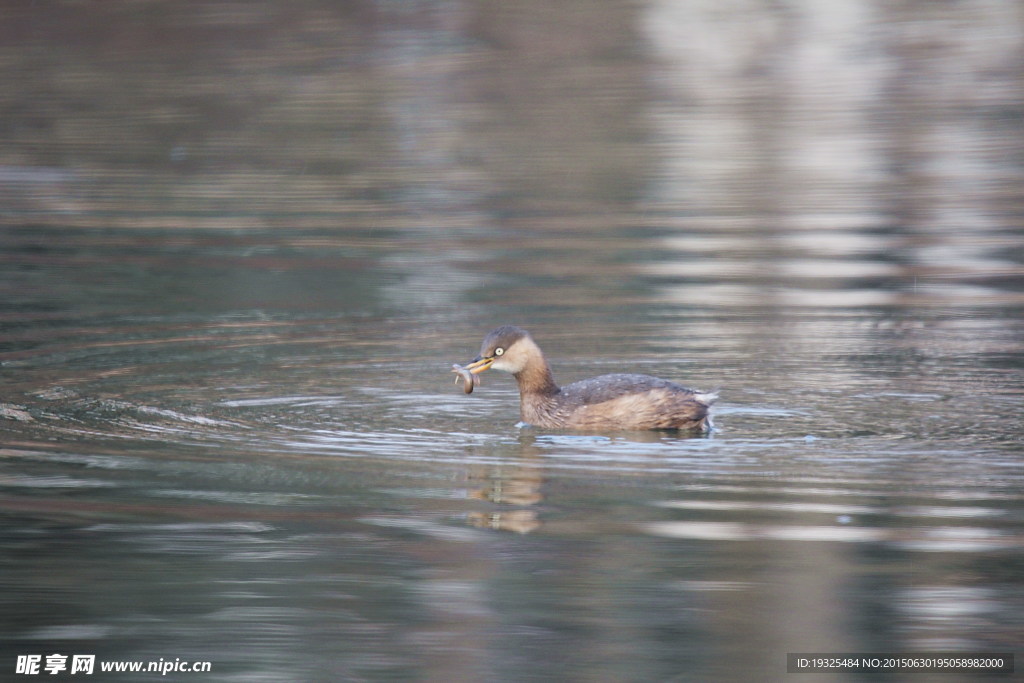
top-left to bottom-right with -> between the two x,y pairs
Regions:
2,1 -> 1022,316
1,1 -> 1022,681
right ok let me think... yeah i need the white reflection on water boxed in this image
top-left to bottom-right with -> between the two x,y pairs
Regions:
895,527 -> 1011,553
643,520 -> 1015,549
897,585 -> 1004,650
656,500 -> 877,515
657,499 -> 1006,519
640,0 -> 1023,318
644,520 -> 886,542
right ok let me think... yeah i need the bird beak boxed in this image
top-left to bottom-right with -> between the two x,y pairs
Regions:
464,356 -> 494,374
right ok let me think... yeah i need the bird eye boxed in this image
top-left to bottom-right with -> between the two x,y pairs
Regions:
494,347 -> 504,356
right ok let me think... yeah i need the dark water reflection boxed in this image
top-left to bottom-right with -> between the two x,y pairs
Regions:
2,1 -> 1023,681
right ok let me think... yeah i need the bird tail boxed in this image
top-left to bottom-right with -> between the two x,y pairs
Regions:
694,389 -> 719,406
696,389 -> 719,432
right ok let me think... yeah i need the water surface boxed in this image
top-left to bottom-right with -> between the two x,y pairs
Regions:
1,2 -> 1022,681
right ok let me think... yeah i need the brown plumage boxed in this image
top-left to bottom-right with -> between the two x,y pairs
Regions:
460,326 -> 716,431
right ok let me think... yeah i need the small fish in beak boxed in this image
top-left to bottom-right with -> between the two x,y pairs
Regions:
451,363 -> 481,394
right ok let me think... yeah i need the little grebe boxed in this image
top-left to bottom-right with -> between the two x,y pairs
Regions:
459,326 -> 716,431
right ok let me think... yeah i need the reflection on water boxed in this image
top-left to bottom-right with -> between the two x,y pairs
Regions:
1,0 -> 1023,680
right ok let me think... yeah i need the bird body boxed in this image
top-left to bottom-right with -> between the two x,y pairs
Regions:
459,326 -> 715,432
